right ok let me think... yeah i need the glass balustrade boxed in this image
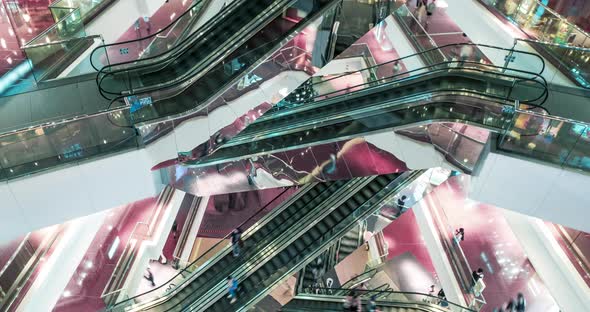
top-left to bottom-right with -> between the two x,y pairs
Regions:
298,287 -> 477,312
0,108 -> 137,180
89,0 -> 207,70
0,41 -> 588,180
479,0 -> 590,88
49,0 -> 118,24
497,110 -> 590,172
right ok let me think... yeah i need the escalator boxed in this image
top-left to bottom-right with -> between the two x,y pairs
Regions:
99,0 -> 342,127
186,43 -> 550,167
95,0 -> 338,100
110,180 -> 345,311
112,172 -> 420,312
298,221 -> 364,291
96,0 -> 295,97
194,172 -> 419,311
283,289 -> 473,312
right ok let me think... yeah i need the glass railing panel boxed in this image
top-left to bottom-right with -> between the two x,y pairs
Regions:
0,109 -> 136,180
393,4 -> 445,64
300,288 -> 476,312
478,0 -> 590,88
427,123 -> 487,172
49,0 -> 116,22
498,111 -> 590,172
22,8 -> 86,81
96,0 -> 296,96
93,0 -> 206,68
426,192 -> 486,310
24,35 -> 104,81
517,39 -> 590,88
107,187 -> 291,310
126,0 -> 331,123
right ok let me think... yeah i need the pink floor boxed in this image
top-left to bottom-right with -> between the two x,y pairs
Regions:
8,224 -> 66,312
51,197 -> 157,312
338,18 -> 405,79
0,0 -> 54,76
423,175 -> 559,311
197,186 -> 297,239
545,222 -> 590,289
381,210 -> 441,294
161,195 -> 192,261
104,0 -> 195,65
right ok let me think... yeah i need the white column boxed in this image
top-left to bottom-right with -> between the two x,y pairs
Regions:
502,209 -> 590,312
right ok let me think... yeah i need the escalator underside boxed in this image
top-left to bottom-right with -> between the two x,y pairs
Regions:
190,68 -> 533,167
283,294 -> 460,312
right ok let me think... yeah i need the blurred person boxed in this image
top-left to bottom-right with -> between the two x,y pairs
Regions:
396,195 -> 408,217
472,268 -> 484,283
455,228 -> 465,242
437,288 -> 448,307
392,60 -> 402,75
343,291 -> 361,311
227,276 -> 239,304
506,299 -> 516,312
515,293 -> 526,312
231,228 -> 243,257
172,220 -> 178,239
145,267 -> 156,287
368,295 -> 380,312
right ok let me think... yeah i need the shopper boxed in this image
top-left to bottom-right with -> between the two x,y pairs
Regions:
396,195 -> 408,217
352,292 -> 361,310
455,228 -> 465,242
311,257 -> 324,284
506,299 -> 516,312
437,288 -> 448,307
231,228 -> 243,257
472,268 -> 484,283
392,60 -> 402,75
227,276 -> 239,304
145,267 -> 156,287
424,284 -> 436,303
459,40 -> 474,66
416,2 -> 427,27
172,220 -> 178,239
368,295 -> 379,312
426,0 -> 437,16
515,293 -> 526,312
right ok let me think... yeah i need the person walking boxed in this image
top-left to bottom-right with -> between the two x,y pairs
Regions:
368,295 -> 380,312
438,288 -> 448,307
172,220 -> 178,239
231,228 -> 243,257
455,228 -> 465,242
472,268 -> 484,283
227,276 -> 239,304
396,195 -> 408,217
506,299 -> 516,312
145,267 -> 156,287
515,293 -> 526,312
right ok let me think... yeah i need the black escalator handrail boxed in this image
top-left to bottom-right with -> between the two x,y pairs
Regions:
308,62 -> 549,105
301,287 -> 476,311
223,173 -> 422,311
97,32 -> 286,100
96,0 -> 294,97
89,0 -> 209,71
107,186 -> 292,310
143,179 -> 356,312
101,0 -> 337,113
338,269 -> 377,290
255,64 -> 549,129
311,42 -> 546,85
94,0 -> 245,75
